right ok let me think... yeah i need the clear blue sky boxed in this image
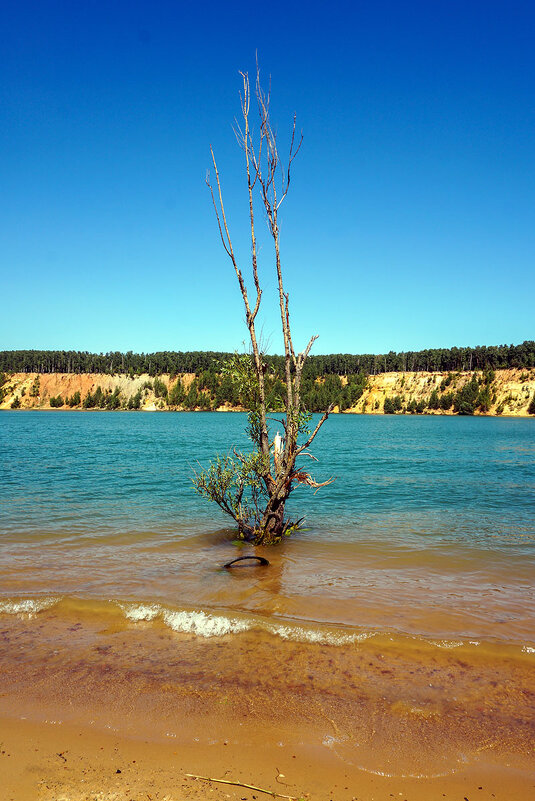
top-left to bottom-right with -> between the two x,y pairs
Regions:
1,1 -> 534,356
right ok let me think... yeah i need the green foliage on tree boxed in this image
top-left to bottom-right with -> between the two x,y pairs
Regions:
2,340 -> 535,378
384,395 -> 403,414
168,378 -> 185,406
383,397 -> 394,414
49,395 -> 64,407
106,388 -> 122,409
82,386 -> 106,408
428,389 -> 440,410
30,375 -> 41,397
67,390 -> 81,407
11,395 -> 21,409
127,390 -> 142,410
440,391 -> 454,410
453,375 -> 480,415
153,377 -> 168,400
477,385 -> 492,413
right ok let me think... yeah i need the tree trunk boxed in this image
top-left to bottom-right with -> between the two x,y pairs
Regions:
196,65 -> 333,546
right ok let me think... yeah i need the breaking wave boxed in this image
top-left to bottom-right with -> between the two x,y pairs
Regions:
0,598 -> 59,617
119,603 -> 251,637
1,596 -> 533,657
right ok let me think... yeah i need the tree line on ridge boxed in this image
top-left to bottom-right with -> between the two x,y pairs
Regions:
1,341 -> 534,378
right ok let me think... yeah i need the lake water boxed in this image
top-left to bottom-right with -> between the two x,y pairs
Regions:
1,410 -> 534,779
1,410 -> 534,645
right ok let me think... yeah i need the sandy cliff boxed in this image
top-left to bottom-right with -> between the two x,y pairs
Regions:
1,368 -> 534,416
350,368 -> 535,416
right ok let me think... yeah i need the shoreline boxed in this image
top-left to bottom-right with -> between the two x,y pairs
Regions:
1,407 -> 534,418
1,605 -> 534,800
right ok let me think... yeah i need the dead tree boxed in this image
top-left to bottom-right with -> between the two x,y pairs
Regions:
193,66 -> 333,545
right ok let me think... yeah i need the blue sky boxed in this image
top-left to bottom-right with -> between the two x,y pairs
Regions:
1,1 -> 534,355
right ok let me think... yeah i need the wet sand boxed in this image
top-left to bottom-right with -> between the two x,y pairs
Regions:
3,715 -> 534,801
1,607 -> 534,800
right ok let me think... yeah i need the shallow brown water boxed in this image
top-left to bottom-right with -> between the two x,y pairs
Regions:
2,532 -> 535,649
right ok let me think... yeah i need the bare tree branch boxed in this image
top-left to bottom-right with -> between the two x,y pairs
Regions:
196,63 -> 334,545
296,404 -> 334,456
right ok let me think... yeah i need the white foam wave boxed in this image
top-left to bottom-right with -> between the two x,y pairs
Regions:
119,603 -> 250,637
162,609 -> 250,637
522,645 -> 535,654
120,603 -> 160,622
120,604 -> 387,645
270,623 -> 372,646
0,598 -> 58,618
429,639 -> 464,649
117,603 -> 498,652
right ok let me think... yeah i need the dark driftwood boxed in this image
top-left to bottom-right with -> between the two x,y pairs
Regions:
224,555 -> 269,568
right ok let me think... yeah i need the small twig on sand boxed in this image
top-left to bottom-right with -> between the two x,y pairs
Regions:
185,772 -> 298,799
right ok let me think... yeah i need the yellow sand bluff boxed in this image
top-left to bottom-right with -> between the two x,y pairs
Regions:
1,368 -> 534,415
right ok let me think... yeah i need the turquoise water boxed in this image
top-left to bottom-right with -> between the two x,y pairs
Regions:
1,410 -> 534,646
1,410 -> 534,546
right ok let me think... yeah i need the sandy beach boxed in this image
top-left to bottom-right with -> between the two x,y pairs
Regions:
2,602 -> 534,801
3,713 -> 534,801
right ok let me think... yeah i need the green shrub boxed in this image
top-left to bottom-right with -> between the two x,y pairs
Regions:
30,376 -> 41,397
106,388 -> 121,409
453,375 -> 479,415
67,391 -> 81,407
477,386 -> 492,413
128,390 -> 142,410
440,392 -> 454,410
440,373 -> 453,391
83,390 -> 94,408
428,389 -> 440,410
169,378 -> 185,406
11,396 -> 21,409
384,397 -> 394,414
153,377 -> 168,400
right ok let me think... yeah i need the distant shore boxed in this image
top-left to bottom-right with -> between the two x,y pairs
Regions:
2,367 -> 534,416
